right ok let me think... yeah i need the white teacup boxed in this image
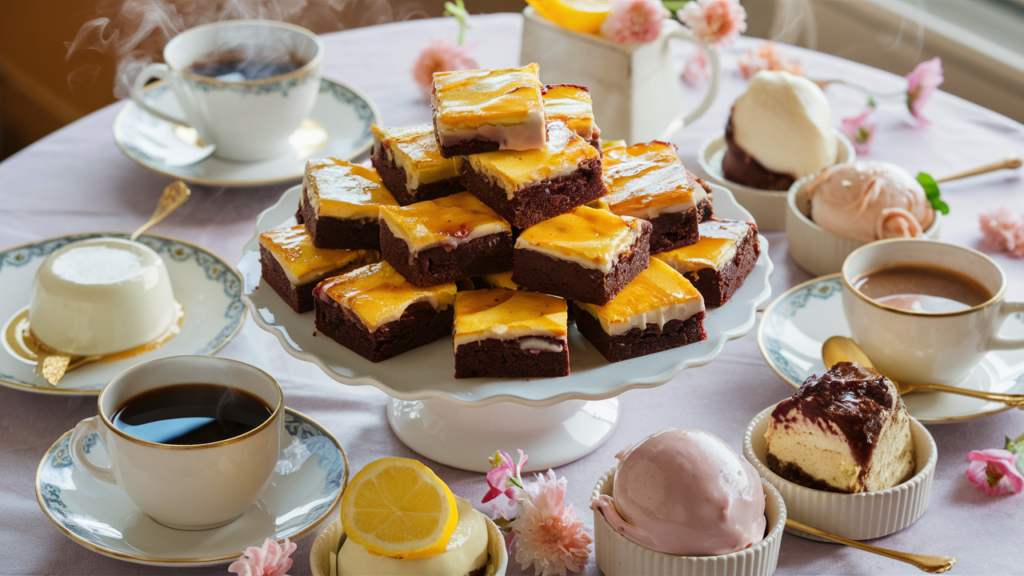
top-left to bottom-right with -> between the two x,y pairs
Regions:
69,356 -> 283,530
841,238 -> 1024,387
130,20 -> 323,161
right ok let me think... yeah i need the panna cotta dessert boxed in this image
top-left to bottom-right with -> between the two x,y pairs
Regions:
724,70 -> 838,191
591,428 -> 766,556
765,362 -> 917,493
807,160 -> 936,241
29,238 -> 176,356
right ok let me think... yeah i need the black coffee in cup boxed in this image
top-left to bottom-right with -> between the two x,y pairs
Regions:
187,49 -> 303,81
111,383 -> 273,445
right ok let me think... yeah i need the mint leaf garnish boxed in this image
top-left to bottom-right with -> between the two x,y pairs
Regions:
917,172 -> 949,215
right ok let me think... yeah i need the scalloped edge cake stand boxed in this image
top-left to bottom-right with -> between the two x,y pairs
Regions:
240,184 -> 772,472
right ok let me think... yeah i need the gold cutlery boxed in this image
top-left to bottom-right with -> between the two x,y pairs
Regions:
935,155 -> 1021,183
787,519 -> 956,574
130,181 -> 191,241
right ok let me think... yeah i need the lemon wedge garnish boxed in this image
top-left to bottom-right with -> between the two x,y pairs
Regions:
527,0 -> 613,35
340,458 -> 459,559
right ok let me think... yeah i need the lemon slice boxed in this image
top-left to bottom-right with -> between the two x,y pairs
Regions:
526,0 -> 613,35
340,458 -> 459,559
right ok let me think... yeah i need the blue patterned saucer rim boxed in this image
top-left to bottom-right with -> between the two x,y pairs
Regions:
0,232 -> 245,395
35,407 -> 348,566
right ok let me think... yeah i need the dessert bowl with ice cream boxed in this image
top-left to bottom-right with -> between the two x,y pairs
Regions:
787,160 -> 941,276
590,428 -> 786,576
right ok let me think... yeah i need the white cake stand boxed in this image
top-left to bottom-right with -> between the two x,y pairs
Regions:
238,185 -> 773,472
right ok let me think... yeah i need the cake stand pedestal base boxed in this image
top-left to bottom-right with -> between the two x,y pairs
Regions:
387,397 -> 620,473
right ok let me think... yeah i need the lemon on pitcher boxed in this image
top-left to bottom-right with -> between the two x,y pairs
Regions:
526,0 -> 613,35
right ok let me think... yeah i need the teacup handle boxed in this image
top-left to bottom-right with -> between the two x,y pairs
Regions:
988,301 -> 1024,351
130,63 -> 191,127
659,27 -> 721,141
69,416 -> 118,485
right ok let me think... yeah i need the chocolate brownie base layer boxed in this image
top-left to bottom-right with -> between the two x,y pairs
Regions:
433,129 -> 501,158
649,198 -> 714,254
313,298 -> 453,363
570,302 -> 707,362
259,245 -> 327,313
301,189 -> 381,251
722,114 -> 795,191
684,225 -> 760,307
379,224 -> 514,287
512,223 -> 651,305
455,336 -> 569,379
371,144 -> 464,206
460,157 -> 606,229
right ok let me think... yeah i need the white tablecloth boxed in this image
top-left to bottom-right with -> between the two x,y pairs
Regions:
1,13 -> 1022,576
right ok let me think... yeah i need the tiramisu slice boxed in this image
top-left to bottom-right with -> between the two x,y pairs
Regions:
654,219 -> 760,307
765,362 -> 917,493
370,124 -> 464,205
454,289 -> 569,379
300,158 -> 399,250
431,63 -> 546,158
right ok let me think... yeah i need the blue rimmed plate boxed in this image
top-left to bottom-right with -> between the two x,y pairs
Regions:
36,408 -> 347,567
757,274 -> 1024,422
0,233 -> 245,395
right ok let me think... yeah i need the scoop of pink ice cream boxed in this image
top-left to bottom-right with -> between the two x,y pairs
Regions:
807,161 -> 936,242
590,428 -> 766,556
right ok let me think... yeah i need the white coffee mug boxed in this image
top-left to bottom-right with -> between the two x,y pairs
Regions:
841,238 -> 1024,387
130,19 -> 323,161
69,356 -> 283,530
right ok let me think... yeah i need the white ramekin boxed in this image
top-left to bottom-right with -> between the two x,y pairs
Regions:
786,174 -> 943,276
591,467 -> 786,576
310,513 -> 509,576
743,404 -> 937,541
697,130 -> 856,231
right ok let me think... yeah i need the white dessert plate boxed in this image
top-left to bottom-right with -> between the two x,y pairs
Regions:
237,184 -> 774,408
0,233 -> 245,396
758,274 -> 1024,422
113,77 -> 380,187
36,408 -> 347,567
697,131 -> 856,231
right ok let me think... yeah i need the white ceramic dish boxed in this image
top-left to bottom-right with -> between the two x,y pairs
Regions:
697,131 -> 856,231
786,174 -> 942,276
114,77 -> 380,187
757,274 -> 1024,422
36,408 -> 348,567
744,403 -> 937,541
0,233 -> 245,396
309,511 -> 508,576
237,184 -> 774,408
591,467 -> 786,576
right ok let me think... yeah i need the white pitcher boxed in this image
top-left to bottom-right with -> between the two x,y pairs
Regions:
520,7 -> 720,144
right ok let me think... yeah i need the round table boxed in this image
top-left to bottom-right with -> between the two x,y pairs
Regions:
1,13 -> 1022,576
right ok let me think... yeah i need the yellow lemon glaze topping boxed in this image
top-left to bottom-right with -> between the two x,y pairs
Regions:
259,225 -> 379,285
371,124 -> 459,187
543,84 -> 599,141
454,289 -> 567,347
304,158 -> 398,220
432,64 -> 544,128
316,262 -> 456,331
515,206 -> 644,273
379,192 -> 511,252
601,141 -> 706,219
654,220 -> 752,273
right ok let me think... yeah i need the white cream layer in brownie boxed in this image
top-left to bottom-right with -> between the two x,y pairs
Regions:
303,158 -> 398,221
514,206 -> 645,274
543,84 -> 600,142
453,289 -> 567,350
370,124 -> 459,190
259,225 -> 378,286
378,192 -> 511,253
654,219 -> 752,274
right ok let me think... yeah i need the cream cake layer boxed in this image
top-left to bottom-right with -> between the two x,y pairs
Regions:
453,289 -> 567,349
370,124 -> 459,189
304,158 -> 398,220
601,142 -> 709,220
378,191 -> 511,253
515,206 -> 645,274
654,219 -> 750,274
259,225 -> 379,285
477,270 -> 524,291
542,84 -> 600,142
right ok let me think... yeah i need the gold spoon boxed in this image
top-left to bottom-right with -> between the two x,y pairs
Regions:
935,155 -> 1021,183
822,336 -> 1024,406
130,181 -> 191,241
786,519 -> 956,574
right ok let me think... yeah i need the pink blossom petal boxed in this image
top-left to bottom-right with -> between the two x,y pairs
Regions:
905,57 -> 944,123
841,108 -> 877,154
677,0 -> 747,47
979,207 -> 1024,258
966,449 -> 1024,495
600,0 -> 669,45
682,49 -> 709,86
512,471 -> 592,575
737,41 -> 803,80
411,39 -> 479,98
229,538 -> 296,576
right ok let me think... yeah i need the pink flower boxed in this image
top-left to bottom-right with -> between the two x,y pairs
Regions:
677,0 -> 747,47
966,449 -> 1024,495
905,57 -> 944,123
841,108 -> 877,154
228,538 -> 296,576
484,449 -> 527,504
512,471 -> 592,575
600,0 -> 669,45
412,39 -> 478,98
737,42 -> 804,79
681,48 -> 709,86
979,206 -> 1024,258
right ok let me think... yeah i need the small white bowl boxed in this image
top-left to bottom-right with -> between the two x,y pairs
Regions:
743,404 -> 937,542
697,130 -> 856,231
786,174 -> 943,276
591,467 -> 786,576
309,513 -> 509,576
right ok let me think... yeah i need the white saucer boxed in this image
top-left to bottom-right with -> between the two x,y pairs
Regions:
237,184 -> 774,408
697,131 -> 856,231
113,77 -> 381,187
36,408 -> 348,567
758,274 -> 1024,422
0,233 -> 245,396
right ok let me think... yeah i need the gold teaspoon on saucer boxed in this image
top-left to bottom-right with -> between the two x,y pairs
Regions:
130,181 -> 191,241
822,336 -> 1024,406
934,155 -> 1021,183
786,519 -> 955,574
